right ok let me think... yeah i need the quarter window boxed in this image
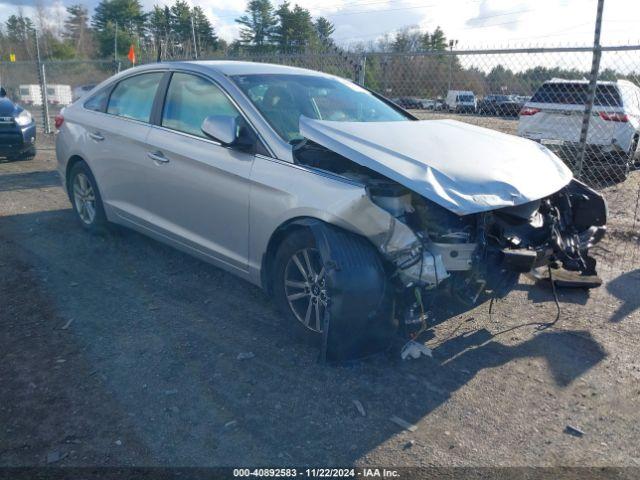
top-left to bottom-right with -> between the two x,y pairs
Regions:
107,72 -> 163,122
84,88 -> 109,112
162,73 -> 239,138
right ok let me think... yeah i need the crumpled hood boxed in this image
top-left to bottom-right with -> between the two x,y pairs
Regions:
299,117 -> 573,215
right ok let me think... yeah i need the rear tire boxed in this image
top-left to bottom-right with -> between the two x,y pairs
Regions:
68,161 -> 108,233
630,135 -> 639,168
610,156 -> 631,182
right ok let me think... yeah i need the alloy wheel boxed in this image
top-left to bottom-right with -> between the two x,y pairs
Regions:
73,172 -> 96,225
284,247 -> 328,333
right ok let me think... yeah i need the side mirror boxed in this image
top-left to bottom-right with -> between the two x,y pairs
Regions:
201,115 -> 238,145
0,87 -> 6,97
201,115 -> 256,153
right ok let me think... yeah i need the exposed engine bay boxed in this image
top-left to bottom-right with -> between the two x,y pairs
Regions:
294,139 -> 607,332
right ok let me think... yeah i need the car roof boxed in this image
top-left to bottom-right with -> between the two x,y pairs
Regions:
546,77 -> 627,87
157,60 -> 334,77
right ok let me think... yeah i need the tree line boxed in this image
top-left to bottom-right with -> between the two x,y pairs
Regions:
0,0 -> 343,62
0,0 -> 635,100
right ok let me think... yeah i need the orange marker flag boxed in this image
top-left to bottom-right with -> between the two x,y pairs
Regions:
127,45 -> 136,65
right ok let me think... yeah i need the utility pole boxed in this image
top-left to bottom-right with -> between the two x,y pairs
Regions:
447,39 -> 458,94
191,14 -> 198,60
577,0 -> 605,178
114,21 -> 118,63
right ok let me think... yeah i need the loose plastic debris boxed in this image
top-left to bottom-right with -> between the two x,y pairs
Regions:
564,425 -> 585,437
237,352 -> 255,360
352,400 -> 366,417
390,415 -> 418,432
401,340 -> 433,360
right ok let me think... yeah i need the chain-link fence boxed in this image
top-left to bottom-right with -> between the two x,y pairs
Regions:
0,43 -> 638,275
0,60 -> 119,133
353,45 -> 640,275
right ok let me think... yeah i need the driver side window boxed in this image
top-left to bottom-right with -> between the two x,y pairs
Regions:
162,73 -> 239,138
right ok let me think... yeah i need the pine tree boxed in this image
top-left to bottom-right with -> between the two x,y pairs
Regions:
427,26 -> 447,51
192,6 -> 218,52
235,0 -> 277,53
314,17 -> 335,46
92,0 -> 146,58
274,3 -> 315,53
64,4 -> 94,57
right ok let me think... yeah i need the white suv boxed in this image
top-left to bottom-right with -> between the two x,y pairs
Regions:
517,78 -> 640,180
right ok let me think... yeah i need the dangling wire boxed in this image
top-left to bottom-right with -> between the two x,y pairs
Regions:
488,295 -> 495,323
536,264 -> 561,330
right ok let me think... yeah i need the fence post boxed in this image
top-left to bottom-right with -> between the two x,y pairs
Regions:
34,30 -> 51,134
577,0 -> 605,178
357,55 -> 366,86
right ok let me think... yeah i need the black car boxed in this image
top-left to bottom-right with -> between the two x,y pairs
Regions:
478,94 -> 522,117
0,87 -> 37,160
392,97 -> 423,110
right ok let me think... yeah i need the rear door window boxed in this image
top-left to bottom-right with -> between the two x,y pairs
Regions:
531,82 -> 622,107
107,72 -> 163,122
161,72 -> 239,138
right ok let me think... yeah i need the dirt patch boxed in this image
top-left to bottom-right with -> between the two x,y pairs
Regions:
0,133 -> 639,467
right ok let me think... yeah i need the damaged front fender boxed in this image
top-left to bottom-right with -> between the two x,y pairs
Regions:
321,193 -> 451,287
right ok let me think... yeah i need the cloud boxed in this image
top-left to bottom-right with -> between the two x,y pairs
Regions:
0,0 -> 637,48
0,0 -> 67,28
465,0 -> 531,32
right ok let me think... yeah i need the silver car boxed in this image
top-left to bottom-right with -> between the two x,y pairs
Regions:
56,62 -> 607,359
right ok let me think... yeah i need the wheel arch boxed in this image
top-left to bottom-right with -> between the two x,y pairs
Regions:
65,154 -> 86,198
260,215 -> 385,294
260,216 -> 325,294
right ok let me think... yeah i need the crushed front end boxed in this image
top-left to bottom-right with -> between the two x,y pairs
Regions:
363,177 -> 607,332
293,138 -> 607,339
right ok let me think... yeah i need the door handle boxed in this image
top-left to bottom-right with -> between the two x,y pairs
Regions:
147,151 -> 170,164
89,132 -> 104,141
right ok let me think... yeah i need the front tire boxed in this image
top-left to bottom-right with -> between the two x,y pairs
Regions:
272,226 -> 396,359
273,229 -> 327,341
20,146 -> 36,160
68,161 -> 108,233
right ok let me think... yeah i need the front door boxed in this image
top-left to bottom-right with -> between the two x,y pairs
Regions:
142,72 -> 255,272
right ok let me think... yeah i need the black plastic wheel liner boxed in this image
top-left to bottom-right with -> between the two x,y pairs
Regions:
308,222 -> 397,363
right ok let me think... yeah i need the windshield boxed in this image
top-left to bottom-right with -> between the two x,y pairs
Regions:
457,94 -> 474,102
232,74 -> 410,142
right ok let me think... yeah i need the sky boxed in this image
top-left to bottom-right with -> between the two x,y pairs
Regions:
1,0 -> 639,49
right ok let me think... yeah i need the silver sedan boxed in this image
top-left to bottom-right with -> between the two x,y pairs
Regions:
56,61 -> 607,360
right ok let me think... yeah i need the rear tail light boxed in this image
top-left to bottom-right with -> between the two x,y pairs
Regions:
599,111 -> 628,122
54,114 -> 64,129
519,107 -> 540,116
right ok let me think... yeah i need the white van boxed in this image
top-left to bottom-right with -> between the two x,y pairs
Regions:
46,84 -> 73,106
517,78 -> 640,180
19,85 -> 43,106
445,90 -> 477,113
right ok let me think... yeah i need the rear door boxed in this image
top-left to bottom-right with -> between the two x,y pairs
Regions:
142,71 -> 255,271
82,71 -> 166,220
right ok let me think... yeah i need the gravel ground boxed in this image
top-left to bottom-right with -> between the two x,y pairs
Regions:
1,127 -> 640,468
